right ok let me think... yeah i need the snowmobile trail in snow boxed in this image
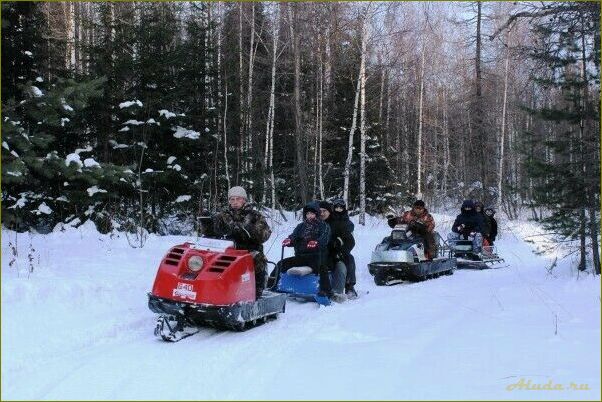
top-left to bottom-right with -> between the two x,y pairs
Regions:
2,215 -> 600,400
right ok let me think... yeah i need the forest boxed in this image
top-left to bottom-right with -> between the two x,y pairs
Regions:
2,1 -> 600,272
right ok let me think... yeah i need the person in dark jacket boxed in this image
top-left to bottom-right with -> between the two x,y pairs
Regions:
473,200 -> 491,238
319,200 -> 354,301
207,186 -> 272,299
450,199 -> 485,252
277,201 -> 335,298
484,206 -> 498,245
330,198 -> 358,298
451,199 -> 484,237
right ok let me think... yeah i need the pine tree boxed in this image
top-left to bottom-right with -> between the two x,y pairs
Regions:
522,2 -> 600,273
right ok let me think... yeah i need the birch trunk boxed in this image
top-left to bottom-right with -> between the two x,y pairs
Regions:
318,59 -> 325,199
263,6 -> 280,207
237,3 -> 244,183
416,49 -> 425,198
342,63 -> 362,206
442,89 -> 450,196
496,55 -> 509,210
358,23 -> 367,226
245,3 -> 256,178
65,2 -> 75,70
217,2 -> 230,190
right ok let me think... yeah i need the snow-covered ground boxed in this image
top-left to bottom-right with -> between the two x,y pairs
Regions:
2,212 -> 600,400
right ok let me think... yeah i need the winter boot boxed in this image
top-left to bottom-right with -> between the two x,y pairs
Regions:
345,285 -> 358,300
330,293 -> 348,303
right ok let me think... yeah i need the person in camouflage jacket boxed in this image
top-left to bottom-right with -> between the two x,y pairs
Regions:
386,200 -> 437,258
207,186 -> 272,299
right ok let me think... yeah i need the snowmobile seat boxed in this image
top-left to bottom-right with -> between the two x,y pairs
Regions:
287,266 -> 314,276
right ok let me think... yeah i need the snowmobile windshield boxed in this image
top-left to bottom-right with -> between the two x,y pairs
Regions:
391,230 -> 407,240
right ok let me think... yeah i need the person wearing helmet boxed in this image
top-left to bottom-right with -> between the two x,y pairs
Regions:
210,186 -> 272,299
386,200 -> 437,259
484,207 -> 498,245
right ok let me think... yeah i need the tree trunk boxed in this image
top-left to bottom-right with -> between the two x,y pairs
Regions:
288,3 -> 308,206
263,6 -> 279,207
474,1 -> 485,197
358,21 -> 367,225
237,3 -> 244,184
342,54 -> 362,207
417,49 -> 425,198
217,2 -> 229,190
497,54 -> 509,210
246,3 -> 256,182
442,88 -> 450,199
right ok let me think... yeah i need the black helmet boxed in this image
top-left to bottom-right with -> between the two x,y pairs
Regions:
461,199 -> 475,209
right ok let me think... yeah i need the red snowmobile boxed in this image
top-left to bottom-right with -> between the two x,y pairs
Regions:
148,237 -> 286,342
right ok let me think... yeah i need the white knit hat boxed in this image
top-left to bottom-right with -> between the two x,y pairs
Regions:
228,186 -> 247,200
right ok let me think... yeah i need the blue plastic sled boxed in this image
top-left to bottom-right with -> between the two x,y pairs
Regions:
272,246 -> 332,306
276,271 -> 332,306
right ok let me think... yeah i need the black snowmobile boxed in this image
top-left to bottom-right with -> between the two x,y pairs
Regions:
446,233 -> 505,269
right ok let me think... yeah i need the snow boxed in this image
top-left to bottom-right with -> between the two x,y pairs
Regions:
75,146 -> 93,154
174,195 -> 191,203
10,150 -> 19,158
118,126 -> 130,132
31,86 -> 43,97
24,51 -> 33,57
36,77 -> 43,83
159,109 -> 176,119
65,153 -> 82,167
35,202 -> 52,215
1,212 -> 599,400
123,120 -> 144,126
60,117 -> 70,127
62,104 -> 73,112
146,118 -> 158,125
83,158 -> 101,168
173,126 -> 200,140
109,140 -> 129,149
7,194 -> 28,209
118,100 -> 143,109
171,164 -> 181,172
6,171 -> 22,177
166,156 -> 176,165
86,186 -> 107,197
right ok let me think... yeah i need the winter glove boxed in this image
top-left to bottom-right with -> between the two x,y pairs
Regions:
306,240 -> 318,249
282,238 -> 293,247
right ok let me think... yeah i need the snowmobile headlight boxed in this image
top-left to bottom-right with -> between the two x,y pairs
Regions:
188,255 -> 204,272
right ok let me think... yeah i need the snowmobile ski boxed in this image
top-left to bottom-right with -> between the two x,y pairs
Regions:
154,315 -> 201,342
